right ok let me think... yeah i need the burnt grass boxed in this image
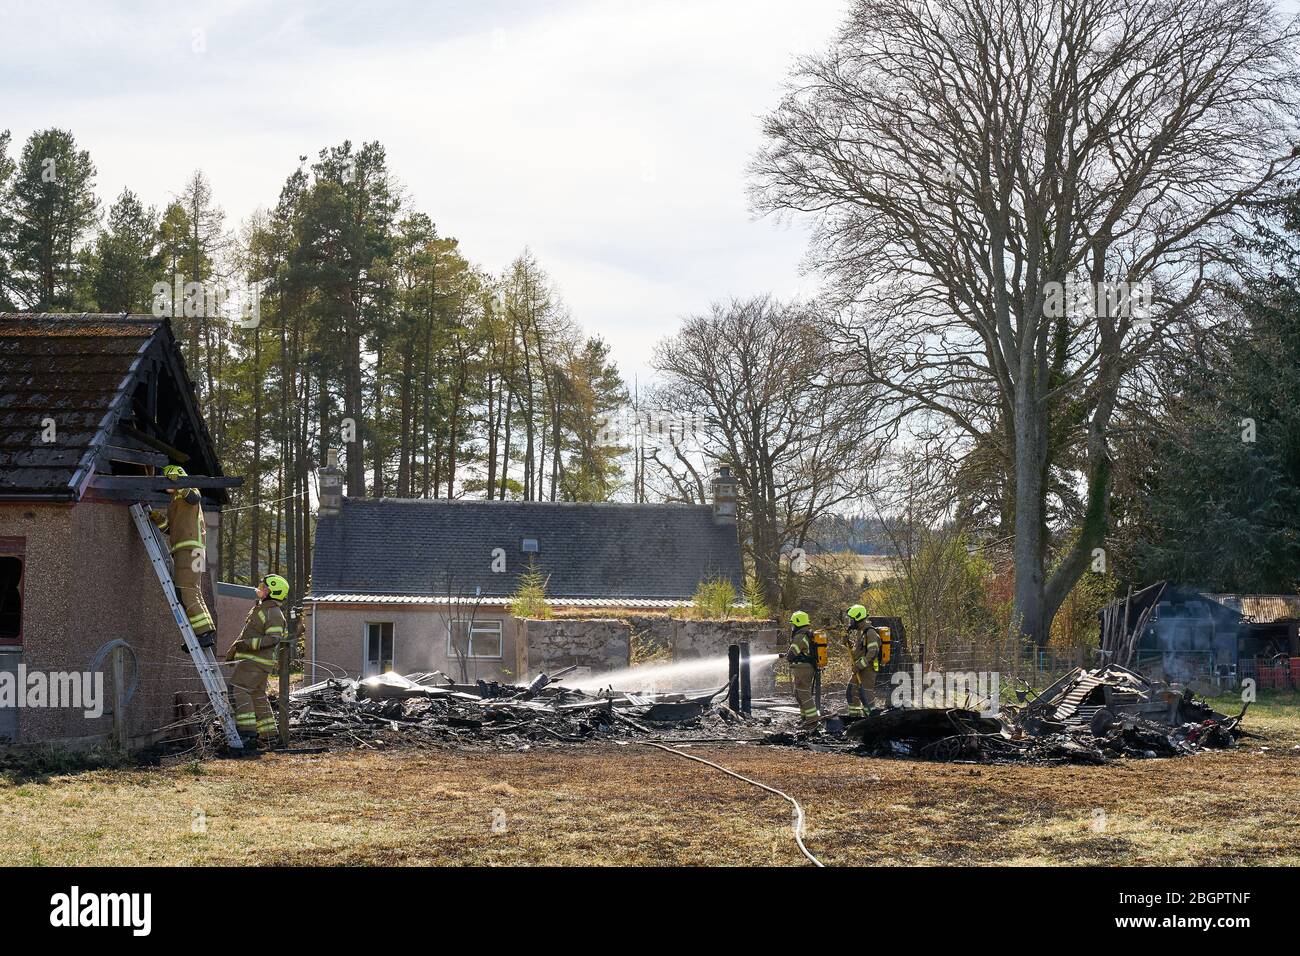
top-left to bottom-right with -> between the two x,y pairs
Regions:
2,698 -> 1295,865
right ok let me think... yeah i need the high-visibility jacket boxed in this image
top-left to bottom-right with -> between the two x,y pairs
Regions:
230,598 -> 288,668
151,487 -> 206,554
788,626 -> 816,665
847,622 -> 882,671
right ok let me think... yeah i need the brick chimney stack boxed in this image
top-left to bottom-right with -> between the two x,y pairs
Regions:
711,464 -> 737,524
318,447 -> 343,518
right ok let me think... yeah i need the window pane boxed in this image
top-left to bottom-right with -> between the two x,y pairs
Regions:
470,623 -> 502,658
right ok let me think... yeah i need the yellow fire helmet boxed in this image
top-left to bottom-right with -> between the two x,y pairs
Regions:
847,604 -> 868,623
790,610 -> 810,628
162,465 -> 187,481
262,574 -> 290,601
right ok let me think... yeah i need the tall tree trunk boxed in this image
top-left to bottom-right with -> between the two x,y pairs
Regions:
445,403 -> 459,499
398,337 -> 413,497
1011,383 -> 1048,646
485,373 -> 497,501
499,384 -> 514,501
345,324 -> 365,496
371,339 -> 385,497
250,325 -> 262,579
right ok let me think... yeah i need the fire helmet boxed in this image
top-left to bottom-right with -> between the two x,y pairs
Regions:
262,574 -> 290,601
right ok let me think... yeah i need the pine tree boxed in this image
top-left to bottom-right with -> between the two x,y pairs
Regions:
9,128 -> 98,309
0,130 -> 18,311
90,189 -> 160,312
508,562 -> 553,619
560,336 -> 629,501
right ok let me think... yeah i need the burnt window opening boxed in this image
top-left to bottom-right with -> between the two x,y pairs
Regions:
0,555 -> 22,643
108,356 -> 215,493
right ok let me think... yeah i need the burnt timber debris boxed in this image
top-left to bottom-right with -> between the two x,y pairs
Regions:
774,663 -> 1249,763
286,669 -> 764,751
275,660 -> 1250,765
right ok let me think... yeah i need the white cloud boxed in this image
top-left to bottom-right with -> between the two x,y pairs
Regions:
0,0 -> 845,379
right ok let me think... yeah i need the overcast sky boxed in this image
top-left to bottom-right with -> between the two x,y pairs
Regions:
0,0 -> 849,382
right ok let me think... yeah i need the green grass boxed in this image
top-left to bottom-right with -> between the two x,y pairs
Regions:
1204,689 -> 1300,738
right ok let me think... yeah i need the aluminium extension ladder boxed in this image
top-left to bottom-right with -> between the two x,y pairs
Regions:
129,502 -> 244,749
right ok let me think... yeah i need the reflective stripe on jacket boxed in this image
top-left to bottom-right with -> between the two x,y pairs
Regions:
165,487 -> 206,554
232,598 -> 288,668
850,624 -> 881,670
787,627 -> 815,665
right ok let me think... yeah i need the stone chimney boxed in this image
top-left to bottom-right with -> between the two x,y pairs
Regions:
318,447 -> 343,518
711,464 -> 737,524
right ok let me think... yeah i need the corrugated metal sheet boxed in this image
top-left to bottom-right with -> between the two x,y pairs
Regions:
1203,594 -> 1300,624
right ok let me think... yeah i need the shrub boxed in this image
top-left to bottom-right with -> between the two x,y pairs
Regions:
691,577 -> 738,619
741,575 -> 770,620
507,562 -> 553,619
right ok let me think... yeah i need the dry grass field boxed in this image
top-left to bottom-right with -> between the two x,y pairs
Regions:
2,694 -> 1296,867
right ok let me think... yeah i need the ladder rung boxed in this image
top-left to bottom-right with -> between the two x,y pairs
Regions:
129,503 -> 243,749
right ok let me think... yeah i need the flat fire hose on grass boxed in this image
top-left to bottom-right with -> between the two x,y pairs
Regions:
635,741 -> 824,867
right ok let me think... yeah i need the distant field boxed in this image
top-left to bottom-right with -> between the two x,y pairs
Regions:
810,550 -> 898,583
1,694 -> 1296,866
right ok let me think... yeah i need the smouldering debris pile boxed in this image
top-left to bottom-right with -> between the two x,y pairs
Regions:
766,663 -> 1249,763
286,669 -> 769,751
277,662 -> 1248,765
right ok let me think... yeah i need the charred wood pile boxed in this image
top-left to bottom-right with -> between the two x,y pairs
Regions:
765,663 -> 1249,764
265,662 -> 1248,766
285,669 -> 767,751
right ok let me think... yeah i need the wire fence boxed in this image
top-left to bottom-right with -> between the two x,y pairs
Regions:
1238,656 -> 1298,690
801,640 -> 1098,708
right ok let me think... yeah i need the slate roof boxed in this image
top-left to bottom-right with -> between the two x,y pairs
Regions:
311,497 -> 744,602
308,594 -> 693,609
0,313 -> 223,500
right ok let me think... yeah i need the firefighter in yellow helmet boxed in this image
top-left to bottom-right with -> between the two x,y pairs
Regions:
226,573 -> 291,747
786,610 -> 822,729
843,603 -> 882,717
150,465 -> 217,649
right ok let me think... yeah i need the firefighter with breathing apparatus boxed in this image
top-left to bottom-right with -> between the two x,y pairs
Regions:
843,603 -> 884,717
150,465 -> 217,651
226,573 -> 291,748
786,610 -> 827,729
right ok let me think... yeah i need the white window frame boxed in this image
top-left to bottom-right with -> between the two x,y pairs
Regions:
447,619 -> 504,661
363,621 -> 395,677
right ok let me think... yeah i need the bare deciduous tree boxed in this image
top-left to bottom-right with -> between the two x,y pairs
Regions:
651,296 -> 883,607
751,0 -> 1300,644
